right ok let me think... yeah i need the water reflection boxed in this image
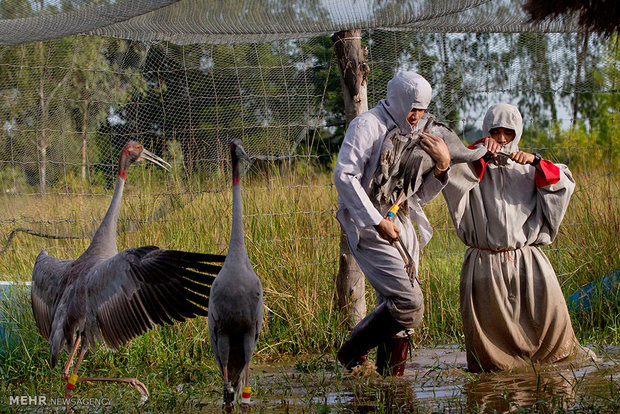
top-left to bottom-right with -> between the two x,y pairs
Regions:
346,346 -> 613,413
234,346 -> 617,413
464,369 -> 575,412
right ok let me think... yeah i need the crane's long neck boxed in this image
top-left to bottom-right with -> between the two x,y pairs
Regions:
85,177 -> 123,258
228,151 -> 247,259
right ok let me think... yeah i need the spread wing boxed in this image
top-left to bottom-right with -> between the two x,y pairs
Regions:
86,246 -> 224,349
31,251 -> 74,341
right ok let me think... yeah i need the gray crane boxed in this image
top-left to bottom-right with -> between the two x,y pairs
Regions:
30,141 -> 225,411
208,139 -> 263,414
369,114 -> 488,208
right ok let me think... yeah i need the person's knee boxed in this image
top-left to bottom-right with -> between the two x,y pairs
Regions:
403,288 -> 424,312
409,303 -> 424,328
390,291 -> 424,329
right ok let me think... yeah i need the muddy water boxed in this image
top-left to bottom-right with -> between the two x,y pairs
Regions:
199,345 -> 620,413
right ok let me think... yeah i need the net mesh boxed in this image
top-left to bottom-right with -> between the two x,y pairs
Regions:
0,1 -> 616,293
0,0 -> 582,46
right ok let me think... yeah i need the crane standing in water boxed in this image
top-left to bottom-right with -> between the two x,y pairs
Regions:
208,139 -> 264,414
31,141 -> 225,412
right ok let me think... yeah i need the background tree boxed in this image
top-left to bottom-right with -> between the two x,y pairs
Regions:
67,37 -> 147,182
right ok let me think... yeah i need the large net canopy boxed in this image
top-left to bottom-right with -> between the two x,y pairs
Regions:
0,0 -> 583,45
0,0 -> 616,297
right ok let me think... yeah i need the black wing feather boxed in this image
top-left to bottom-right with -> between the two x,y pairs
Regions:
87,247 -> 223,349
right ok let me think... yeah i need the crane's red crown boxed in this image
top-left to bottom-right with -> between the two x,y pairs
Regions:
118,141 -> 143,179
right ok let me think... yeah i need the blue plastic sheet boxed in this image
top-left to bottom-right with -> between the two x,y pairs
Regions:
568,269 -> 620,312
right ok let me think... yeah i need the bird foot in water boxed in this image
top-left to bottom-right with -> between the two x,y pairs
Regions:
223,383 -> 235,404
223,382 -> 235,412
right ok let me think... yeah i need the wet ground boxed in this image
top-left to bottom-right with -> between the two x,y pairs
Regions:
197,344 -> 620,413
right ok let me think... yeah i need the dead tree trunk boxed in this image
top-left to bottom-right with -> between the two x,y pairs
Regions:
332,29 -> 369,329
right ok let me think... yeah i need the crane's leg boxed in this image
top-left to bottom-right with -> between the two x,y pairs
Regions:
63,345 -> 149,412
222,366 -> 234,413
64,343 -> 86,413
240,362 -> 251,414
61,334 -> 81,381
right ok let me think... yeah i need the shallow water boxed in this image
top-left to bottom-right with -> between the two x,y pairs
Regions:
198,345 -> 620,413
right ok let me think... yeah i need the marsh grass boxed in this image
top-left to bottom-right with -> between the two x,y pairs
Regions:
552,171 -> 620,343
0,162 -> 618,411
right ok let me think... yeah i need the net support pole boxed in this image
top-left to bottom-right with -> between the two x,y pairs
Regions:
332,29 -> 369,329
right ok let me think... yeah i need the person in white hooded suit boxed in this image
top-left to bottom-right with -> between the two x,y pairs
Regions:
442,103 -> 588,372
333,72 -> 453,376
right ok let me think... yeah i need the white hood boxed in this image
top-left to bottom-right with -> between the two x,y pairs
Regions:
482,103 -> 523,154
379,72 -> 432,134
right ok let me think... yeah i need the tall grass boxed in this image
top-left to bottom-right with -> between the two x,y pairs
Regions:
0,161 -> 617,409
554,169 -> 620,343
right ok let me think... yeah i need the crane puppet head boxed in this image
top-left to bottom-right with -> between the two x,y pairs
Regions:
118,141 -> 171,179
230,139 -> 251,185
230,139 -> 251,162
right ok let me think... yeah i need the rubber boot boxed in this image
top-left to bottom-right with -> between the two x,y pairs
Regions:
376,337 -> 410,376
337,302 -> 405,370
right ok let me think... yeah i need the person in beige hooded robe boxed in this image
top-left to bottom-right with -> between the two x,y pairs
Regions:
442,103 -> 584,372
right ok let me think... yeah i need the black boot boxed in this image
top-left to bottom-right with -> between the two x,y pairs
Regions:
337,302 -> 405,370
376,336 -> 410,376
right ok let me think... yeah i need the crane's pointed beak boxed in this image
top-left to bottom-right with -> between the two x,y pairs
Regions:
140,149 -> 171,171
236,146 -> 251,163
